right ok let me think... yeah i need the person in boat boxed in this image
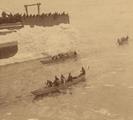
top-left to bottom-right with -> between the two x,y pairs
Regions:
58,53 -> 64,59
79,67 -> 86,76
46,80 -> 53,87
52,56 -> 55,60
121,36 -> 128,42
67,72 -> 73,82
53,75 -> 60,86
55,75 -> 59,81
74,51 -> 77,56
60,74 -> 65,84
52,56 -> 58,60
81,67 -> 85,75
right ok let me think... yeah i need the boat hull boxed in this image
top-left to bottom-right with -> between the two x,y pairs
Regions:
0,41 -> 18,59
31,74 -> 85,96
40,51 -> 77,64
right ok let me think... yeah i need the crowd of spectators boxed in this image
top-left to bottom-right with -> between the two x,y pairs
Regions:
0,11 -> 69,24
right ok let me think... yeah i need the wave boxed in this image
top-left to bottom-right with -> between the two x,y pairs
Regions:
0,24 -> 80,66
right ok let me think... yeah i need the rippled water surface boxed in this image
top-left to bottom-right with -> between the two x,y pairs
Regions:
0,0 -> 133,120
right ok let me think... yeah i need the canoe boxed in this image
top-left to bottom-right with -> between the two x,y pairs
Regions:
117,36 -> 128,45
31,73 -> 85,96
40,51 -> 77,64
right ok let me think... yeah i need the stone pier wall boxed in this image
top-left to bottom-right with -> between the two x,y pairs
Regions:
22,13 -> 70,27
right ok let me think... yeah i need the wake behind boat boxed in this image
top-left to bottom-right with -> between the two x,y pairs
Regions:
31,67 -> 86,96
40,51 -> 77,64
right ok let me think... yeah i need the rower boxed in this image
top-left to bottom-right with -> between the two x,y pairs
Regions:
79,67 -> 86,76
52,56 -> 55,60
59,53 -> 64,58
74,51 -> 77,56
46,80 -> 53,87
60,74 -> 65,84
81,67 -> 85,75
52,56 -> 57,60
53,75 -> 60,86
55,75 -> 59,81
67,73 -> 73,82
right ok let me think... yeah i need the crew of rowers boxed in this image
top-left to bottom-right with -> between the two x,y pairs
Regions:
117,35 -> 129,45
46,67 -> 85,87
51,51 -> 77,60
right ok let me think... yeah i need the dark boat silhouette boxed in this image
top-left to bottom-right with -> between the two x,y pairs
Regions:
31,70 -> 86,96
40,51 -> 77,64
0,41 -> 18,59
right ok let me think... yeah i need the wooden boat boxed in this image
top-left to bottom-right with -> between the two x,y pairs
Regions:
31,73 -> 86,96
117,36 -> 128,45
40,51 -> 77,64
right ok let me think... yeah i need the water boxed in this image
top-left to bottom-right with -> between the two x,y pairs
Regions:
0,0 -> 133,120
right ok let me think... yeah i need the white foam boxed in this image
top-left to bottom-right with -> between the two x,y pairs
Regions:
81,92 -> 87,95
28,119 -> 39,120
93,108 -> 111,116
0,53 -> 44,66
111,71 -> 117,74
6,112 -> 12,115
85,86 -> 94,89
0,24 -> 79,66
128,86 -> 133,89
104,84 -> 115,87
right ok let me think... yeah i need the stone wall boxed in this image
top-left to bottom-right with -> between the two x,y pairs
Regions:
0,12 -> 70,27
22,13 -> 70,27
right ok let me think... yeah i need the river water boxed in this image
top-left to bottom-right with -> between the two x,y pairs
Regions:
0,0 -> 133,120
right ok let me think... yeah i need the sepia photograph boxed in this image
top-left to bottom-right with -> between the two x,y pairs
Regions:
0,0 -> 132,120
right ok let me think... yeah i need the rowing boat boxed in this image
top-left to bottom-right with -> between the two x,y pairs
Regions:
117,36 -> 128,45
40,51 -> 77,64
31,73 -> 85,96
